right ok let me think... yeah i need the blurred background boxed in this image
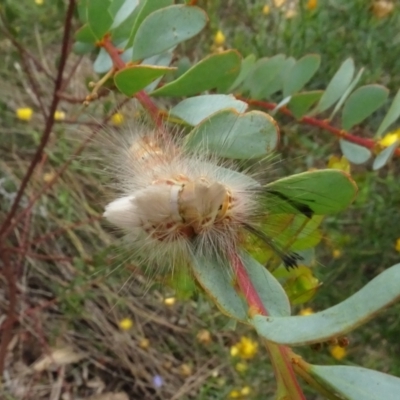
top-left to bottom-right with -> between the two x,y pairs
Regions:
1,0 -> 400,399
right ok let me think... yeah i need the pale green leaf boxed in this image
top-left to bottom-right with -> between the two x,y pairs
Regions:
229,54 -> 256,91
310,365 -> 400,400
253,263 -> 400,345
86,0 -> 113,40
185,109 -> 279,159
314,58 -> 355,114
170,95 -> 248,126
376,89 -> 400,137
131,5 -> 207,61
342,84 -> 389,131
288,91 -> 323,119
339,140 -> 372,165
109,0 -> 139,29
372,140 -> 400,170
283,54 -> 321,97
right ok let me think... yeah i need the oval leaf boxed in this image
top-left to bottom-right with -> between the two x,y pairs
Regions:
170,95 -> 248,126
151,50 -> 242,97
372,140 -> 400,170
114,65 -> 175,96
185,109 -> 279,159
288,91 -> 323,119
264,170 -> 358,216
253,263 -> 400,345
109,0 -> 139,29
376,88 -> 400,137
342,84 -> 389,131
229,54 -> 256,91
131,5 -> 207,61
283,54 -> 321,97
314,58 -> 355,114
309,365 -> 400,400
339,139 -> 372,165
86,0 -> 113,40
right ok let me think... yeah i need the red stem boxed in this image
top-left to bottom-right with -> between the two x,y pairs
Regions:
243,98 -> 400,157
0,0 -> 76,238
230,252 -> 306,399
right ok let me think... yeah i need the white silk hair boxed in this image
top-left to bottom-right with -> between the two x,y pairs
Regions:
102,124 -> 261,271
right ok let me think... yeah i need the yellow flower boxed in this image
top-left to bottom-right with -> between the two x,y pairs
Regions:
332,249 -> 342,259
139,338 -> 150,349
111,112 -> 124,126
164,297 -> 176,306
285,8 -> 297,19
306,0 -> 317,10
54,110 -> 66,121
330,345 -> 347,360
395,238 -> 400,252
179,363 -> 192,377
241,386 -> 251,396
43,172 -> 56,183
230,336 -> 258,359
327,155 -> 351,173
16,107 -> 33,121
214,30 -> 226,46
119,318 -> 133,331
372,1 -> 394,18
379,128 -> 400,147
299,307 -> 314,316
35,0 -> 44,4
196,329 -> 212,344
273,0 -> 286,7
262,5 -> 271,14
229,390 -> 241,399
235,361 -> 248,373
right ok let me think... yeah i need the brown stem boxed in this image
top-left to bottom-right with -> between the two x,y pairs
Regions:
242,97 -> 400,157
229,252 -> 306,400
0,0 -> 76,238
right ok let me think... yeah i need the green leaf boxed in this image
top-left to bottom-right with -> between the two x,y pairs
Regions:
242,55 -> 286,99
330,68 -> 364,120
131,5 -> 207,61
142,51 -> 174,92
253,263 -> 400,345
372,140 -> 400,170
264,170 -> 358,216
151,50 -> 242,96
342,84 -> 389,131
185,109 -> 279,159
170,95 -> 248,125
190,253 -> 247,322
314,58 -> 355,114
114,65 -> 175,96
239,251 -> 291,317
229,54 -> 256,91
283,54 -> 321,97
86,0 -> 113,40
376,89 -> 400,137
75,24 -> 97,43
288,91 -> 323,119
126,0 -> 173,48
339,140 -> 372,164
72,41 -> 95,55
309,365 -> 400,400
93,48 -> 113,74
109,0 -> 139,29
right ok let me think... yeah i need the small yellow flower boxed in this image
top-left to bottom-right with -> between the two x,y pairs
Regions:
164,297 -> 176,306
139,338 -> 150,349
330,345 -> 347,360
332,249 -> 342,259
35,0 -> 44,4
372,1 -> 394,18
230,336 -> 258,360
229,390 -> 241,399
273,0 -> 286,7
327,155 -> 351,173
395,238 -> 400,252
379,129 -> 400,147
306,0 -> 318,10
240,386 -> 251,396
179,363 -> 192,377
262,5 -> 270,14
196,329 -> 212,344
299,307 -> 314,316
285,8 -> 297,19
54,110 -> 66,121
111,112 -> 124,126
119,317 -> 133,331
235,361 -> 248,373
214,30 -> 226,46
16,107 -> 33,121
43,172 -> 56,183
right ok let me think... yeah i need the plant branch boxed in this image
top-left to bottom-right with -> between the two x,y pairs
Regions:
229,252 -> 306,400
242,97 -> 400,157
0,0 -> 76,238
